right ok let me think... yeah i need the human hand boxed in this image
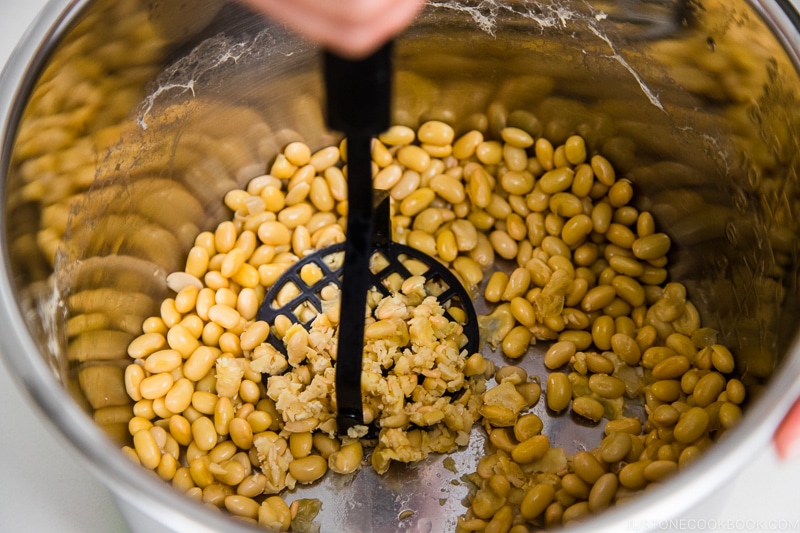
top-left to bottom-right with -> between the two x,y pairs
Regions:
775,397 -> 800,459
239,0 -> 427,58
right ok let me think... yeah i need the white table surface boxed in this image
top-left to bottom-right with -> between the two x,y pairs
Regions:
2,2 -> 800,533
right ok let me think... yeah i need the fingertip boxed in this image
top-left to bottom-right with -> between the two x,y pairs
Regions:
323,0 -> 426,59
774,398 -> 800,460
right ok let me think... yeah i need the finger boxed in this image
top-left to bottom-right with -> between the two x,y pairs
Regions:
320,0 -> 426,57
239,0 -> 425,58
289,0 -> 424,28
774,397 -> 800,460
251,0 -> 398,26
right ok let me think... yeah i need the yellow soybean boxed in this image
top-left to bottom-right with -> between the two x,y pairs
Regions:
572,396 -> 604,422
511,434 -> 550,463
538,167 -> 574,194
288,455 -> 328,484
502,326 -> 533,359
632,233 -> 671,260
546,373 -> 571,411
544,341 -> 576,369
588,374 -> 626,399
674,407 -> 710,444
588,473 -> 618,512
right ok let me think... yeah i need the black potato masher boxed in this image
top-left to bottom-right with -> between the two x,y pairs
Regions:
257,44 -> 478,435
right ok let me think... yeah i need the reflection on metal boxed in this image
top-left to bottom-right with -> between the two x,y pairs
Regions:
1,0 -> 800,532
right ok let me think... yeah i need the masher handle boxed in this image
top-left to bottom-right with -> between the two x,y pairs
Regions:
324,42 -> 393,135
323,42 -> 393,435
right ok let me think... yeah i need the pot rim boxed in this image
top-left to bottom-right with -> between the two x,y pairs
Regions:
1,1 -> 799,532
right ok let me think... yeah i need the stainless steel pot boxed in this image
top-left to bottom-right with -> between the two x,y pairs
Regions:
2,1 -> 800,532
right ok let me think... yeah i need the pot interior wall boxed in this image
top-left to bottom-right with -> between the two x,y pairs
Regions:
2,0 -> 800,530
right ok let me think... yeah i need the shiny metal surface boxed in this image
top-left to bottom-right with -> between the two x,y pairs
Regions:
1,1 -> 800,532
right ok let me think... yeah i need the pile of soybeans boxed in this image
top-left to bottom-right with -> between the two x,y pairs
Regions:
121,116 -> 743,532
